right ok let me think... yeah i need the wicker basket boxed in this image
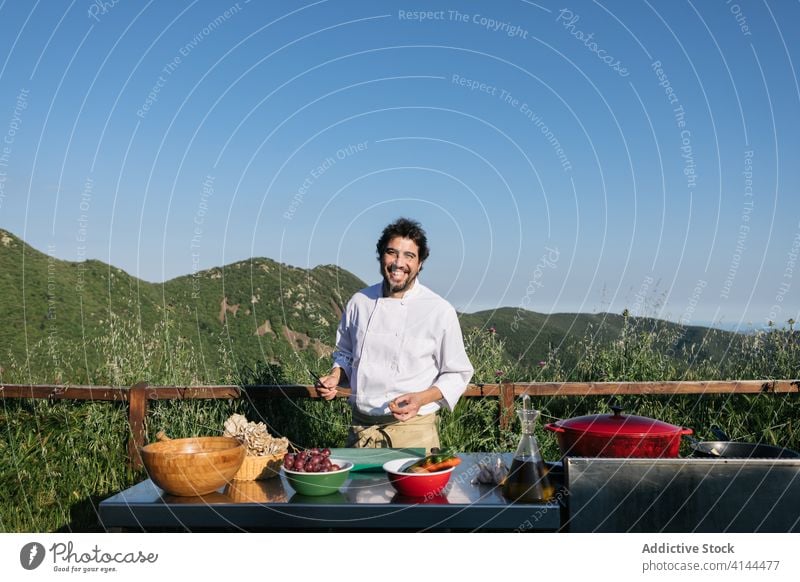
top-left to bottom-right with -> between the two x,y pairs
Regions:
224,480 -> 288,503
233,453 -> 284,481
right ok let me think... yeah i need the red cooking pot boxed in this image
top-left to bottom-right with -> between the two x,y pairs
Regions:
545,406 -> 693,458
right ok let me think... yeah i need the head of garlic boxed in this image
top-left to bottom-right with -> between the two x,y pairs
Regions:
492,457 -> 509,485
470,458 -> 510,486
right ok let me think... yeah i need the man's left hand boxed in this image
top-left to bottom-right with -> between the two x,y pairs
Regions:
388,386 -> 443,421
388,393 -> 424,421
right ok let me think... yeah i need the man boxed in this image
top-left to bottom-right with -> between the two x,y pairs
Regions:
316,218 -> 474,450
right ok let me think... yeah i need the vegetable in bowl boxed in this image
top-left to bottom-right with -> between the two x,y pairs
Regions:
402,448 -> 461,473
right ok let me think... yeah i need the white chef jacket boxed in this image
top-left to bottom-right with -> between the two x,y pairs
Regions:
332,281 -> 474,416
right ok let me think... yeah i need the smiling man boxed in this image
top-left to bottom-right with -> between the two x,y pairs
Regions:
316,218 -> 474,450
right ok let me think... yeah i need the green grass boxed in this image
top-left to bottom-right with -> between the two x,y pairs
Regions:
0,399 -> 134,532
1,312 -> 798,532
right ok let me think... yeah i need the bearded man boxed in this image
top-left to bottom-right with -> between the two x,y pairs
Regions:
315,218 -> 474,450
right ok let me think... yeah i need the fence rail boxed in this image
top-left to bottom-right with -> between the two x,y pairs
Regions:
2,380 -> 798,469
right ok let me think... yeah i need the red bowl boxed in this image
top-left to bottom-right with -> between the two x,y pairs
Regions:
382,458 -> 455,499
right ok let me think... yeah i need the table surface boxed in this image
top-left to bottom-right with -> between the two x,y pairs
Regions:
99,453 -> 562,532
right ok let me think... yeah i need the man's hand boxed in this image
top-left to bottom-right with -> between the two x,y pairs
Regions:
315,369 -> 341,401
388,392 -> 424,421
388,386 -> 443,421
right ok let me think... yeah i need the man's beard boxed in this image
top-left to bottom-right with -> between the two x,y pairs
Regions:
383,264 -> 417,295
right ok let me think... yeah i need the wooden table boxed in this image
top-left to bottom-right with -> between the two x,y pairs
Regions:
98,453 -> 562,532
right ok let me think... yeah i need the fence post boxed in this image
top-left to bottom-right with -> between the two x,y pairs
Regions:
499,382 -> 516,430
127,381 -> 148,470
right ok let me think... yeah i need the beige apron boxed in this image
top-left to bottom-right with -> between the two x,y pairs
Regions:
348,408 -> 440,452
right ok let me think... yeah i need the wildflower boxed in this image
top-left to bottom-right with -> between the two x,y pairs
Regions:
488,326 -> 496,335
495,370 -> 504,377
538,361 -> 546,367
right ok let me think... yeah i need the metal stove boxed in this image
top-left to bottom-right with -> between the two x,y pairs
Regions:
562,457 -> 800,532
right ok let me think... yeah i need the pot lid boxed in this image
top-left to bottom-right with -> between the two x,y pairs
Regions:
555,405 -> 685,437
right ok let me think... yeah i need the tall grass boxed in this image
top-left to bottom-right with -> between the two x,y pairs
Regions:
0,399 -> 133,531
512,314 -> 800,459
1,312 -> 798,531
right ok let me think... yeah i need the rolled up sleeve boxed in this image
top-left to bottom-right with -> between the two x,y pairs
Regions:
332,309 -> 354,384
433,309 -> 474,411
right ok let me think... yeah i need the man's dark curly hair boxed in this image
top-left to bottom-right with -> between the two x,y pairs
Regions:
376,217 -> 430,263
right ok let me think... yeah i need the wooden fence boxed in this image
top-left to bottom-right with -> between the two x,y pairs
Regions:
2,380 -> 798,469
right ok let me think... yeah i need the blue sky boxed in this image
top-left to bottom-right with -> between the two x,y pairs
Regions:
0,0 -> 798,328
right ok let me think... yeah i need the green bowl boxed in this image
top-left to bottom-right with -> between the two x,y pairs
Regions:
282,459 -> 352,496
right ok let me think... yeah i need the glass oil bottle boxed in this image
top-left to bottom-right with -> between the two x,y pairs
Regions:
502,394 -> 555,503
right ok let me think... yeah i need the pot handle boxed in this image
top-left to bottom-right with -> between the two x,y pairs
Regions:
711,426 -> 730,441
155,431 -> 171,442
684,434 -> 699,446
680,427 -> 693,436
544,423 -> 564,433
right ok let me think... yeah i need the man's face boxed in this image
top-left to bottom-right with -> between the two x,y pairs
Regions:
380,236 -> 422,297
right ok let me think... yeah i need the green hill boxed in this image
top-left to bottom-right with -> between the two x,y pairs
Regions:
0,228 -> 364,382
459,308 -> 734,369
0,228 -> 738,383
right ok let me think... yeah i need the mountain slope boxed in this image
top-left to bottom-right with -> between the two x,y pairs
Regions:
0,228 -> 737,382
459,308 -> 736,370
0,229 -> 365,379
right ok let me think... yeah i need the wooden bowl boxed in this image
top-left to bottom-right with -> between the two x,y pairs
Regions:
141,433 -> 246,496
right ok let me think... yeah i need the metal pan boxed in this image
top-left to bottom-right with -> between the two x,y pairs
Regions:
688,427 -> 800,459
691,440 -> 800,459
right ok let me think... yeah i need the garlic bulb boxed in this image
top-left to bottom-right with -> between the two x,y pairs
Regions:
471,458 -> 510,485
471,462 -> 495,485
492,458 -> 509,485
